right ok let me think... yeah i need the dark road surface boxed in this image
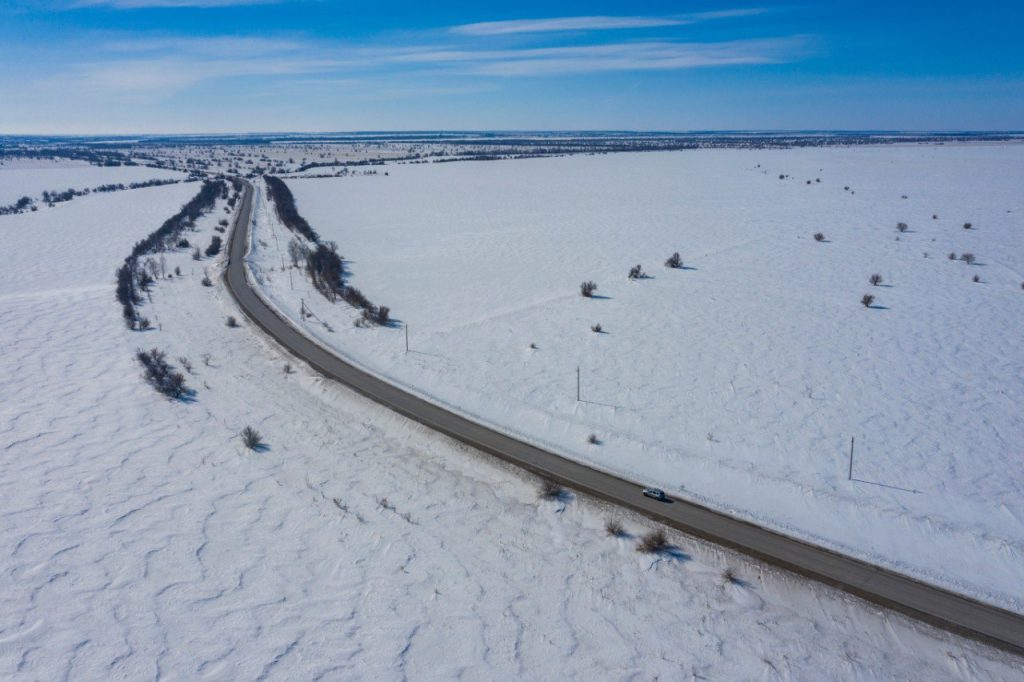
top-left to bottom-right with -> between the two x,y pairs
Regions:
224,180 -> 1024,658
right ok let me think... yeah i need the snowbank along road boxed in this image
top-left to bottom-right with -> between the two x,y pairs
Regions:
223,178 -> 1024,658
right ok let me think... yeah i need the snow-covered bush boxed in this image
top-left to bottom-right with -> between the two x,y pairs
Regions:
205,235 -> 222,257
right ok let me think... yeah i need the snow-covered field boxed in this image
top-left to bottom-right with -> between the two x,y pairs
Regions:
3,160 -> 1023,677
250,143 -> 1024,612
0,159 -> 185,205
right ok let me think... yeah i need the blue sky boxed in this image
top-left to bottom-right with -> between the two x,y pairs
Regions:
1,1 -> 1021,134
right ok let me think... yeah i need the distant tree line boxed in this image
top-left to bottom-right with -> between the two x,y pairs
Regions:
0,178 -> 185,215
267,175 -> 390,325
264,175 -> 319,241
116,180 -> 225,329
0,196 -> 34,215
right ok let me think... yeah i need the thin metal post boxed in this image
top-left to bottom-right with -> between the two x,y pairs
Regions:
405,324 -> 409,352
848,436 -> 855,480
577,366 -> 580,401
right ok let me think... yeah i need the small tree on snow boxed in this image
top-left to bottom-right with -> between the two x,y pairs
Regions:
241,426 -> 263,450
580,281 -> 597,298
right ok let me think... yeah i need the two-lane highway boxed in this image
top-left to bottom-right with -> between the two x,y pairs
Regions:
224,179 -> 1024,658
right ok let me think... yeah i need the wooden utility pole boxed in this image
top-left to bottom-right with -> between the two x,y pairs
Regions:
848,436 -> 855,480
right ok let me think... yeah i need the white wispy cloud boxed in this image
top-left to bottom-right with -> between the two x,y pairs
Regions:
450,9 -> 767,36
101,36 -> 306,56
381,37 -> 809,76
451,15 -> 685,36
36,17 -> 808,99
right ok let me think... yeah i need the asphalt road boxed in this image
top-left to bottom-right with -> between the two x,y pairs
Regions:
224,180 -> 1024,658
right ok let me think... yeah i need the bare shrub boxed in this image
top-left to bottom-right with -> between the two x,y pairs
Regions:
240,426 -> 263,450
948,252 -> 957,261
192,247 -> 202,261
897,222 -> 908,233
226,315 -> 238,327
538,480 -> 564,500
973,275 -> 980,283
813,232 -> 825,242
665,252 -> 682,268
201,276 -> 213,287
137,348 -> 189,399
177,356 -> 193,374
963,222 -> 973,230
587,433 -> 600,445
637,529 -> 670,554
861,294 -> 875,308
137,317 -> 151,331
605,519 -> 626,537
283,363 -> 294,374
580,281 -> 597,298
628,264 -> 645,280
174,266 -> 181,276
357,305 -> 390,327
591,323 -> 602,333
287,238 -> 308,267
932,214 -> 938,220
723,567 -> 741,585
869,274 -> 883,286
960,253 -> 976,265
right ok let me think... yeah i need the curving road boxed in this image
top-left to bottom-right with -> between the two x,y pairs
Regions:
224,180 -> 1024,657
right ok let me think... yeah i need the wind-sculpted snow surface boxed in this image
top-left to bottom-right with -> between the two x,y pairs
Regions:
253,144 -> 1024,612
2,165 -> 1023,678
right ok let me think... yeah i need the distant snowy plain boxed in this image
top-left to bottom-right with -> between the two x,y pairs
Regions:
0,159 -> 185,205
2,158 -> 1022,677
252,144 -> 1024,612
